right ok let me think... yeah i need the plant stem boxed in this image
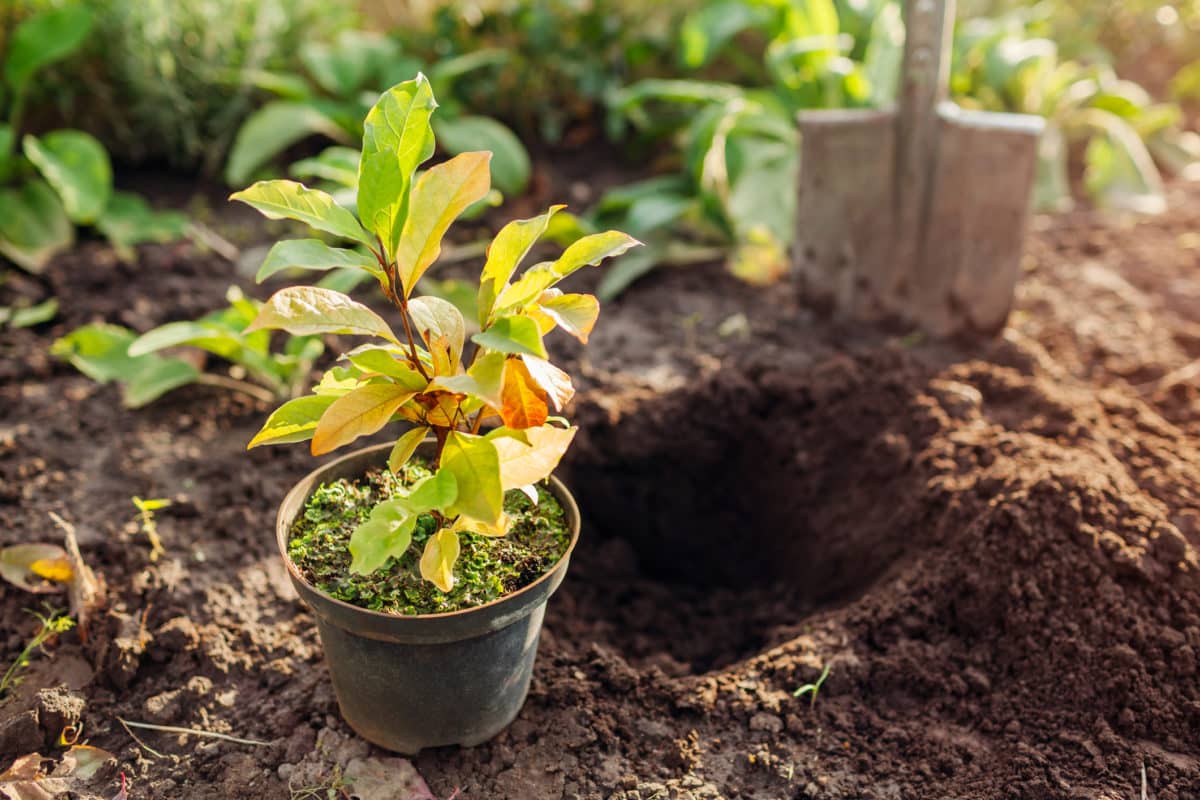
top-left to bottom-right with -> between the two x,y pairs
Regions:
432,425 -> 448,469
194,374 -> 276,403
397,298 -> 431,381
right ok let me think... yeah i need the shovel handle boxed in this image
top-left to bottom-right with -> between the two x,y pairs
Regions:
900,0 -> 954,117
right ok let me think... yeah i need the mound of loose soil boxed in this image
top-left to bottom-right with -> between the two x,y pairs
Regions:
1,177 -> 1199,799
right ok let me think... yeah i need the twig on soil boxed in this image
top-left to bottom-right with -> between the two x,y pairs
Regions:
185,222 -> 240,262
117,718 -> 272,747
194,373 -> 278,403
49,512 -> 103,641
1141,760 -> 1148,800
117,717 -> 166,759
1136,358 -> 1200,395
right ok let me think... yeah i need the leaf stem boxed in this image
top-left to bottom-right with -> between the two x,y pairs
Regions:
194,374 -> 276,403
397,298 -> 431,382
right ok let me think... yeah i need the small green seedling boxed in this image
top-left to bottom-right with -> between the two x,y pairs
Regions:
52,286 -> 324,408
0,607 -> 74,698
793,664 -> 831,708
131,497 -> 171,561
237,75 -> 639,592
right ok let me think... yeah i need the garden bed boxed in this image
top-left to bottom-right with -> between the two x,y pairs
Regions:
2,175 -> 1199,798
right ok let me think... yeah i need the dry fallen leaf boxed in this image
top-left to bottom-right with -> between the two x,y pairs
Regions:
0,546 -> 72,594
0,746 -> 116,800
0,753 -> 69,800
343,756 -> 436,800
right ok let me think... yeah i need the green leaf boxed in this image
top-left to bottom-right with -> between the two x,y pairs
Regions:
247,395 -> 337,448
471,316 -> 547,359
395,151 -> 492,297
121,359 -> 201,408
51,322 -> 201,407
388,425 -> 430,473
127,321 -> 229,357
247,286 -> 399,342
230,180 -> 371,246
495,231 -> 641,312
441,431 -> 503,524
347,347 -> 427,389
863,2 -> 904,106
302,31 -> 382,97
290,146 -> 361,187
430,350 -> 505,409
419,529 -> 460,592
0,126 -> 13,176
313,365 -> 364,397
255,239 -> 383,284
399,468 -> 458,512
432,114 -> 531,197
407,295 -> 466,371
679,1 -> 772,69
358,76 -> 438,257
1081,109 -> 1166,214
9,298 -> 58,328
225,102 -> 349,186
0,180 -> 73,273
51,323 -> 140,382
478,205 -> 564,327
311,382 -> 416,455
4,5 -> 93,92
350,504 -> 417,575
22,131 -> 112,224
95,192 -> 188,258
538,293 -> 599,343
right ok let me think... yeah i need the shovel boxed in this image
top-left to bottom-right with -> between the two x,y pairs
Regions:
794,0 -> 1044,336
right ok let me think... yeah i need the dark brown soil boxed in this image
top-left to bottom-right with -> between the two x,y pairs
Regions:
2,173 -> 1200,799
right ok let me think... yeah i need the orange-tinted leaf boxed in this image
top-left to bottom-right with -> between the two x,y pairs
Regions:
311,383 -> 416,455
500,358 -> 548,429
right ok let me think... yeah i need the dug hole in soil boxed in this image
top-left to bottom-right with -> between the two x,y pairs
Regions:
2,178 -> 1200,799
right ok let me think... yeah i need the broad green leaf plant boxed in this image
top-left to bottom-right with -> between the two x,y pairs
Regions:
594,0 -> 904,298
225,30 -> 531,198
52,287 -> 323,408
0,5 -> 187,273
237,76 -> 639,591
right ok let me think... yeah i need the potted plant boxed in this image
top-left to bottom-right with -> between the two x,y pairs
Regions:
233,75 -> 639,753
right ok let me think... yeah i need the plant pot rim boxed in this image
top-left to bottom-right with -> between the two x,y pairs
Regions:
276,440 -> 582,626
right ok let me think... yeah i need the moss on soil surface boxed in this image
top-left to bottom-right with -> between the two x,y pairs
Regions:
287,460 -> 571,615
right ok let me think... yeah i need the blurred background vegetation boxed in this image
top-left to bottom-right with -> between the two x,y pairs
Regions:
3,0 -> 1198,292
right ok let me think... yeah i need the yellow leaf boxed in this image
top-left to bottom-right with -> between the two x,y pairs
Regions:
419,529 -> 461,592
491,425 -> 577,490
500,357 -> 548,429
537,292 -> 599,343
449,512 -> 510,538
311,383 -> 416,455
30,557 -> 73,583
388,426 -> 430,473
396,152 -> 492,297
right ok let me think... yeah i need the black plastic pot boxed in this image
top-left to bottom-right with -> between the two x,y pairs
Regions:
276,441 -> 581,754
